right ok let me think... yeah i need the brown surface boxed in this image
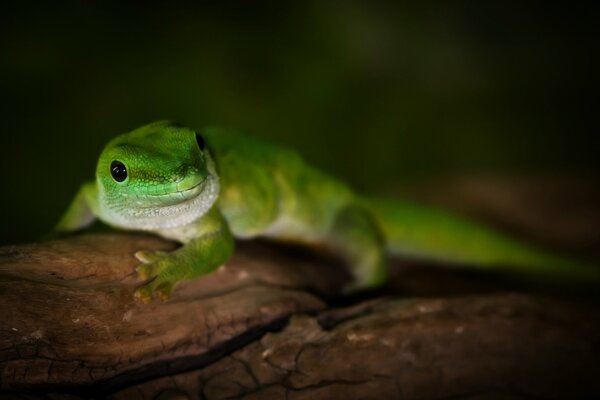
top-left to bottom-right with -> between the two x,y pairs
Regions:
1,175 -> 600,399
113,295 -> 600,400
0,235 -> 343,396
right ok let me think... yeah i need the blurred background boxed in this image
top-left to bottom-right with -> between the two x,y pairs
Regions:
0,2 -> 597,245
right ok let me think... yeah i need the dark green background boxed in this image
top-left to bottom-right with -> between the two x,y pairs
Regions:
0,2 -> 597,245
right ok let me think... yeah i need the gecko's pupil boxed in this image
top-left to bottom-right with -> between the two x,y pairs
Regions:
110,161 -> 127,182
195,133 -> 205,151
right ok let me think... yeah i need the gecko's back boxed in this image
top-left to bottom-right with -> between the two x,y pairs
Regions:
202,127 -> 355,241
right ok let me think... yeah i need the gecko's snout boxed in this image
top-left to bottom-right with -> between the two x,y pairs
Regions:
172,164 -> 203,193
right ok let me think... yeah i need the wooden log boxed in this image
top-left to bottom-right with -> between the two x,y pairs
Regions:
1,234 -> 598,399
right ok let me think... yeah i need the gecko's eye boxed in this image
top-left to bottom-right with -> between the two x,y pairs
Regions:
110,161 -> 128,182
195,133 -> 205,151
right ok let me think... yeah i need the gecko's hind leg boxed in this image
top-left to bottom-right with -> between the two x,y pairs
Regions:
330,203 -> 388,292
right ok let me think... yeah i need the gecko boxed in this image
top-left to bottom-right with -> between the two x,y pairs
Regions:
55,121 -> 599,301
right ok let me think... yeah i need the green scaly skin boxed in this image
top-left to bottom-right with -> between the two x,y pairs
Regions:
55,121 -> 598,301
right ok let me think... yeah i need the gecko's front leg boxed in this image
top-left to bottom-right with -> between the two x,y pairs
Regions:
134,208 -> 234,302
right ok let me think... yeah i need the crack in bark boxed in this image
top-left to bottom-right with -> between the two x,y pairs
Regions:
2,314 -> 293,398
229,355 -> 259,389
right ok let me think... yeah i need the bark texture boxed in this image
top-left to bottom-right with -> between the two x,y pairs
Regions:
1,175 -> 599,399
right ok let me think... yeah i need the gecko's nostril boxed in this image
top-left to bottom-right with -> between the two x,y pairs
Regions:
177,164 -> 199,176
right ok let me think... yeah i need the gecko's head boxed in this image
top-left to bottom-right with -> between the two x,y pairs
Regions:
96,121 -> 219,230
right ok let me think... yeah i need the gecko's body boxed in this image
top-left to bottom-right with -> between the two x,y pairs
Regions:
57,121 -> 598,300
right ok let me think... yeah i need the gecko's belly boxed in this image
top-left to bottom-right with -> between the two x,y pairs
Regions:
261,214 -> 325,244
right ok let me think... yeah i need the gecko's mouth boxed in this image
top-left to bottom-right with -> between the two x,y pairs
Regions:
135,177 -> 206,208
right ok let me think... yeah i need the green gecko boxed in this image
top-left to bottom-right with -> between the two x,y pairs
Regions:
56,121 -> 599,301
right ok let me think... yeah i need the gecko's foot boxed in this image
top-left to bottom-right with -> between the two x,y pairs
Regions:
134,280 -> 174,303
133,250 -> 179,302
134,250 -> 169,280
343,263 -> 388,294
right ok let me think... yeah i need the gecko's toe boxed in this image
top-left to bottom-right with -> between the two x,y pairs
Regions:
133,280 -> 173,302
155,282 -> 174,301
134,250 -> 167,264
134,287 -> 153,303
136,264 -> 155,281
134,250 -> 152,263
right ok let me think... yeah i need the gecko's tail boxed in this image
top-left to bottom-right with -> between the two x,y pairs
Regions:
363,197 -> 600,285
